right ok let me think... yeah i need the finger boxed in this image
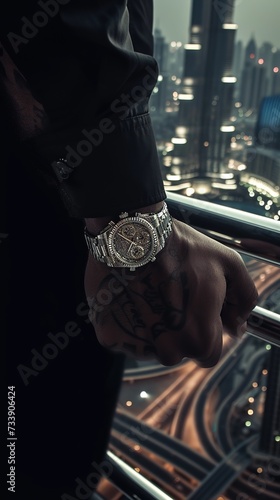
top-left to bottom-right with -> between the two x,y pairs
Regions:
153,332 -> 186,366
222,251 -> 258,336
220,303 -> 249,338
179,271 -> 226,366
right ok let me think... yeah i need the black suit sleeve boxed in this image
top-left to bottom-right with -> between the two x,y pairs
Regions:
2,0 -> 166,218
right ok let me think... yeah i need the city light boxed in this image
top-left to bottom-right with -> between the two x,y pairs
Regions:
126,400 -> 133,407
220,125 -> 235,132
245,177 -> 279,198
164,182 -> 192,191
237,164 -> 246,171
222,23 -> 238,30
220,173 -> 234,179
258,58 -> 264,65
183,78 -> 195,85
178,93 -> 194,100
163,157 -> 172,167
171,137 -> 187,144
273,66 -> 279,73
173,157 -> 182,165
184,43 -> 201,50
212,182 -> 237,190
140,391 -> 149,399
245,421 -> 252,427
166,174 -> 182,181
176,126 -> 188,136
191,25 -> 201,33
221,76 -> 237,83
186,187 -> 195,196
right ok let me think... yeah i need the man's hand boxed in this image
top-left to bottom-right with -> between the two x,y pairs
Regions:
84,218 -> 258,367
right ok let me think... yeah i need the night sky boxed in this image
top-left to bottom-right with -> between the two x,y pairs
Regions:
153,0 -> 280,48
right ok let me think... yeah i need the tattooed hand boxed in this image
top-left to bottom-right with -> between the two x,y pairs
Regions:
84,218 -> 258,367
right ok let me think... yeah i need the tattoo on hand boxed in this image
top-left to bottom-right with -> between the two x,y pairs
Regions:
89,270 -> 189,356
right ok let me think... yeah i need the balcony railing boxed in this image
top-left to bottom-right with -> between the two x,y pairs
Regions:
96,193 -> 280,500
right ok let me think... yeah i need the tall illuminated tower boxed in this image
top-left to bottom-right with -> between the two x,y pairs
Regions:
165,0 -> 237,182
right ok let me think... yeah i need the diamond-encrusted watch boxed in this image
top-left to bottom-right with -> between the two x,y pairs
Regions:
84,202 -> 173,271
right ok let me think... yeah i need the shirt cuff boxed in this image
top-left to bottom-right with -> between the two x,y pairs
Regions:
23,112 -> 166,218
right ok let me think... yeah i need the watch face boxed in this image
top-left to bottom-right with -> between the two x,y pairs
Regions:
108,217 -> 159,268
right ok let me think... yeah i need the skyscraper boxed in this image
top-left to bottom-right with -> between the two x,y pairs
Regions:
165,0 -> 237,184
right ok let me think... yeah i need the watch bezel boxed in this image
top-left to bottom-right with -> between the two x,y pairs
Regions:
107,216 -> 159,268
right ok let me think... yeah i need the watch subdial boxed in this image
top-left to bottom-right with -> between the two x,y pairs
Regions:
130,245 -> 145,260
135,229 -> 150,244
121,224 -> 136,238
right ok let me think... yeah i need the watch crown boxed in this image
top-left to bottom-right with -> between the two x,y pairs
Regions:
119,212 -> 129,219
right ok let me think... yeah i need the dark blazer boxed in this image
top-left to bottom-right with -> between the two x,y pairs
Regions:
1,2 -> 164,498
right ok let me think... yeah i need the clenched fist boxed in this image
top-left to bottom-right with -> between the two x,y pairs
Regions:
84,218 -> 258,367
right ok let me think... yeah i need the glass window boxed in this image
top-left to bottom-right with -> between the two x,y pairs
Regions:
150,0 -> 280,221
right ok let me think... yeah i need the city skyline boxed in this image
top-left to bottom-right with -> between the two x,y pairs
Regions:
153,0 -> 280,48
150,0 -> 280,220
